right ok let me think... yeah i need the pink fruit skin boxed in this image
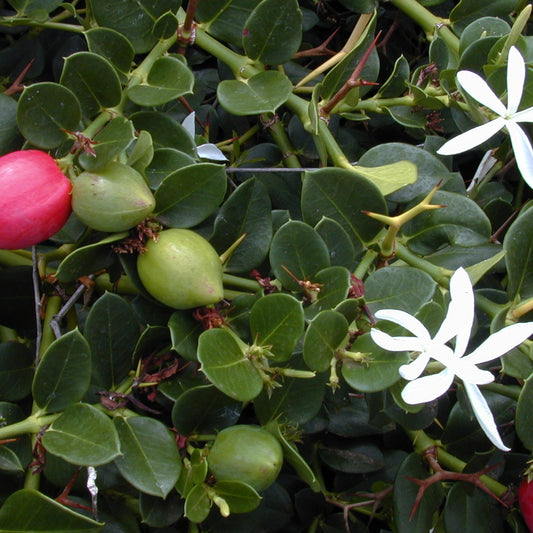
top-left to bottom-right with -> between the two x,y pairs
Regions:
0,150 -> 72,249
519,478 -> 533,532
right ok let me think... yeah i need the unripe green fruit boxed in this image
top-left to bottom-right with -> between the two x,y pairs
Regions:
71,162 -> 155,232
137,228 -> 224,310
207,425 -> 283,491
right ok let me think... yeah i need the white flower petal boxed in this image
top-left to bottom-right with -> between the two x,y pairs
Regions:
436,119 -> 505,155
433,268 -> 474,353
399,352 -> 431,381
457,71 -> 508,117
401,369 -> 454,404
513,106 -> 533,123
463,383 -> 510,451
374,309 -> 431,341
182,111 -> 196,140
464,322 -> 533,365
453,360 -> 495,385
370,328 -> 425,353
197,143 -> 228,161
506,121 -> 533,188
507,47 -> 525,115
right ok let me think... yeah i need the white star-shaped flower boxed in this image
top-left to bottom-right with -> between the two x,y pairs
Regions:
370,267 -> 533,451
182,112 -> 228,162
437,46 -> 533,189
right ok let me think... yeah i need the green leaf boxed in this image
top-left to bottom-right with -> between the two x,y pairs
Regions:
217,71 -> 293,115
211,178 -> 273,274
504,207 -> 533,300
309,266 -> 352,313
301,168 -> 387,248
243,0 -> 302,65
214,480 -> 261,513
146,147 -> 196,188
318,439 -> 385,474
42,403 -> 121,466
0,341 -> 33,401
127,130 -> 154,174
341,334 -> 409,392
393,453 -> 444,533
0,446 -> 23,473
84,27 -> 135,82
55,232 -> 128,283
168,310 -> 202,361
0,94 -> 21,155
131,111 -> 196,155
315,217 -> 358,269
303,310 -> 348,372
84,292 -> 140,389
403,190 -> 492,255
7,0 -> 62,15
459,17 -> 511,54
365,266 -> 437,314
377,55 -> 410,98
198,328 -> 264,402
171,385 -> 241,436
249,293 -> 305,362
154,163 -> 227,228
0,489 -> 102,532
450,0 -> 521,33
17,82 -> 81,149
444,483 -> 503,533
177,448 -> 208,498
196,0 -> 262,47
516,374 -> 533,450
78,116 -> 136,171
127,56 -> 194,106
269,220 -> 330,291
91,0 -> 183,53
185,484 -> 211,523
114,416 -> 181,498
32,329 -> 91,413
152,11 -> 179,40
60,52 -> 122,117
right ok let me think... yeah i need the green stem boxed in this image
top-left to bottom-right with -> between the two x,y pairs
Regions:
390,0 -> 460,54
394,242 -> 450,285
353,248 -> 378,279
0,16 -> 83,33
474,292 -> 506,320
406,429 -> 508,496
0,250 -> 33,267
39,295 -> 62,360
263,114 -> 302,168
222,273 -> 261,292
0,413 -> 60,440
483,382 -> 521,402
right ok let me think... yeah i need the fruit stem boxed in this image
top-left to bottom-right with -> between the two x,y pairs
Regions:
222,273 -> 261,292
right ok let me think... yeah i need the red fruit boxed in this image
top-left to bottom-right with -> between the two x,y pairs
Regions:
0,150 -> 72,249
519,477 -> 533,532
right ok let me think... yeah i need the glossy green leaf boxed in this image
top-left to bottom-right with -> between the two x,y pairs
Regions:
211,178 -> 273,274
393,453 -> 444,533
0,445 -> 23,473
341,333 -> 409,392
84,292 -> 140,389
168,310 -> 202,361
450,0 -> 521,33
152,11 -> 179,40
318,438 -> 385,474
242,0 -> 302,65
131,111 -> 196,155
301,168 -> 386,248
127,130 -> 154,174
177,447 -> 209,498
114,416 -> 181,498
249,293 -> 305,362
504,206 -> 533,300
264,420 -> 321,492
459,17 -> 511,54
33,329 -> 91,413
78,116 -> 136,171
303,310 -> 348,372
42,403 -> 121,466
215,480 -> 262,514
309,266 -> 352,313
185,484 -> 211,523
0,341 -> 33,401
516,374 -> 533,450
196,0 -> 262,47
217,71 -> 293,115
0,94 -> 21,155
154,163 -> 227,228
84,27 -> 135,82
139,491 -> 184,528
60,52 -> 122,117
365,266 -> 437,314
17,82 -> 81,149
0,489 -> 102,532
315,217 -> 358,269
146,147 -> 196,189
444,483 -> 503,533
198,328 -> 263,402
377,55 -> 410,98
269,220 -> 330,291
127,56 -> 194,106
171,385 -> 241,436
254,360 -> 326,426
55,232 -> 128,283
91,0 -> 182,53
7,0 -> 63,15
403,190 -> 492,255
